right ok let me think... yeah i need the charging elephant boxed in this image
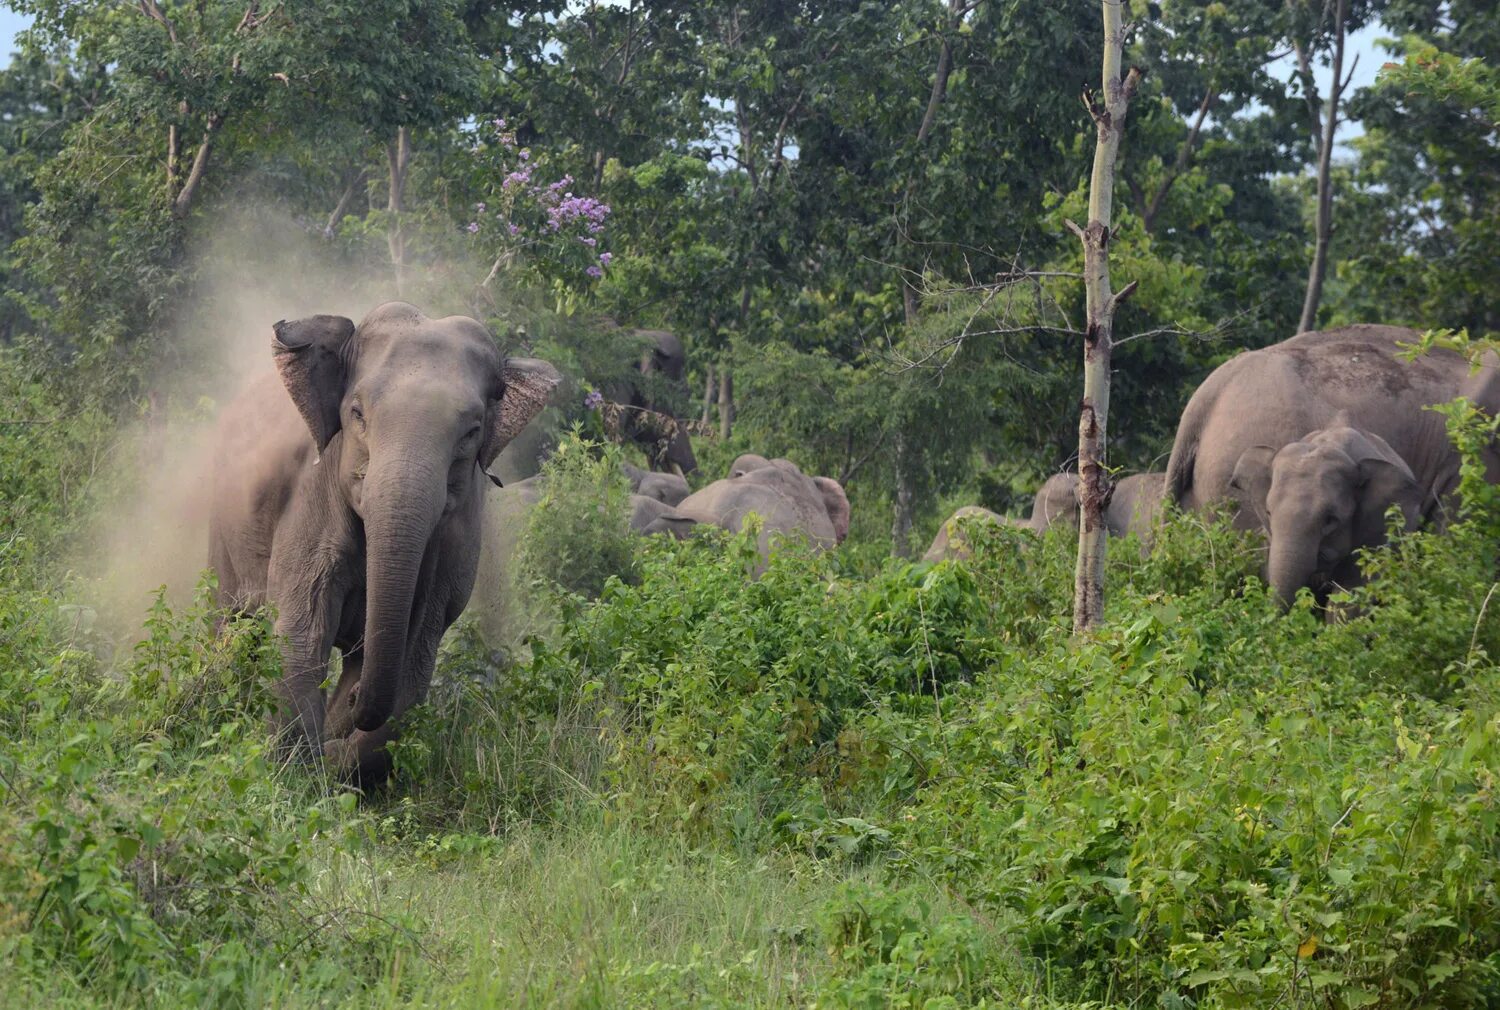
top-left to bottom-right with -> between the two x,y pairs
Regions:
208,302 -> 560,782
1229,425 -> 1423,604
673,457 -> 849,564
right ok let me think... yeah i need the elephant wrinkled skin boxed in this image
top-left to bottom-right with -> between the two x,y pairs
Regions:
1230,425 -> 1423,604
672,456 -> 849,565
208,302 -> 560,782
1165,324 -> 1500,603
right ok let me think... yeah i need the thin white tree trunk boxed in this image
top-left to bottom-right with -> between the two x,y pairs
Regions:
1298,0 -> 1348,334
1068,0 -> 1142,633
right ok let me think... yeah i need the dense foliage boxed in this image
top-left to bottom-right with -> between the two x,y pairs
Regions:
4,1 -> 1500,1007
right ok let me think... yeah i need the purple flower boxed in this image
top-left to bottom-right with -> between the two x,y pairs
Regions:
466,222 -> 480,233
508,223 -> 521,236
580,236 -> 597,247
598,251 -> 612,265
586,265 -> 603,279
583,389 -> 604,410
491,117 -> 506,129
475,202 -> 487,213
519,149 -> 530,161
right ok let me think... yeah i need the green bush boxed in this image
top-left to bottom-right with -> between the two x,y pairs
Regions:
517,431 -> 640,600
0,576 -> 416,1004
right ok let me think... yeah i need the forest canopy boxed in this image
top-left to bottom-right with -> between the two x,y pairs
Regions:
1,0 -> 1495,552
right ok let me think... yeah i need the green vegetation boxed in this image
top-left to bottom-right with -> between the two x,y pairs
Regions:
3,1 -> 1500,1007
4,398 -> 1500,1006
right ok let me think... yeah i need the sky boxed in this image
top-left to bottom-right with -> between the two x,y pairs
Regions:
0,8 -> 1394,150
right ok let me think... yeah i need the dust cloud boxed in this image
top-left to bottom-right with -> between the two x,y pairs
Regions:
75,203 -> 517,639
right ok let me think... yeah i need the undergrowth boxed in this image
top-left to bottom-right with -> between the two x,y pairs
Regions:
4,409 -> 1500,1007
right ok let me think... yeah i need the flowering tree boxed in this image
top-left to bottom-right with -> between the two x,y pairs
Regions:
466,118 -> 613,306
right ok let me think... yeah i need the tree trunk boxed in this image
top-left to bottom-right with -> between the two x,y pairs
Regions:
1297,0 -> 1348,334
890,436 -> 915,559
701,364 -> 715,426
1069,1 -> 1142,634
387,126 -> 412,295
717,365 -> 733,441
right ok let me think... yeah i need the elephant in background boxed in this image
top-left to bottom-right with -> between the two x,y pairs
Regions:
1166,324 -> 1500,530
671,456 -> 849,565
604,327 -> 698,476
922,506 -> 1027,563
1164,324 -> 1500,604
1229,425 -> 1423,604
1027,470 -> 1165,539
623,459 -> 690,506
208,302 -> 560,782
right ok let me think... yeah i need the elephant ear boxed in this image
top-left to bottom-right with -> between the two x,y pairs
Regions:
1349,430 -> 1423,544
482,357 -> 562,470
272,315 -> 356,452
813,476 -> 851,544
643,512 -> 699,540
1228,445 -> 1276,527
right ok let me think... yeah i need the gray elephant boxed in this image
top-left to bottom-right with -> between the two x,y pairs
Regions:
630,493 -> 698,538
922,506 -> 1029,563
1109,472 -> 1166,539
623,459 -> 691,506
1028,473 -> 1080,532
1230,425 -> 1423,604
208,302 -> 560,781
1165,324 -> 1500,602
1026,470 -> 1165,539
672,456 -> 850,564
604,328 -> 698,475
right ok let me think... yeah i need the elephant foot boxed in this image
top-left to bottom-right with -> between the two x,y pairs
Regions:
322,724 -> 400,792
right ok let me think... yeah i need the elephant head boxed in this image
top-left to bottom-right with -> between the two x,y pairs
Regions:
1029,472 -> 1080,531
623,459 -> 691,505
273,302 -> 559,734
1229,426 -> 1423,606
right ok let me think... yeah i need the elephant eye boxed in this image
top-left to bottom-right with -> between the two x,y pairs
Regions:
457,425 -> 481,456
349,403 -> 365,429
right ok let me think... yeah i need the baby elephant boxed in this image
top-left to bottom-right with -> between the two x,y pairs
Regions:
1229,426 -> 1424,605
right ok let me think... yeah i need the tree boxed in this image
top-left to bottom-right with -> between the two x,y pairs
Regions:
1069,0 -> 1140,633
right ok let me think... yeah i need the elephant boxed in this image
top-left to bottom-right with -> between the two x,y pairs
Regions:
623,459 -> 691,506
630,494 -> 698,538
1164,324 -> 1500,602
1229,425 -> 1423,604
604,328 -> 698,475
1025,470 -> 1165,538
922,506 -> 1028,563
1108,472 -> 1166,539
671,456 -> 849,565
1166,325 -> 1500,525
208,302 -> 560,782
1028,473 -> 1080,532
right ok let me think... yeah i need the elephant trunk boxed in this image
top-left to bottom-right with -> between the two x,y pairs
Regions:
351,453 -> 445,733
1266,536 -> 1318,609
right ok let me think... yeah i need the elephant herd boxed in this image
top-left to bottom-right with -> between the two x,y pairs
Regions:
925,323 -> 1500,609
205,305 -> 1500,784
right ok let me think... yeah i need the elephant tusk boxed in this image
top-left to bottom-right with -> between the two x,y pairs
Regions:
670,463 -> 685,479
